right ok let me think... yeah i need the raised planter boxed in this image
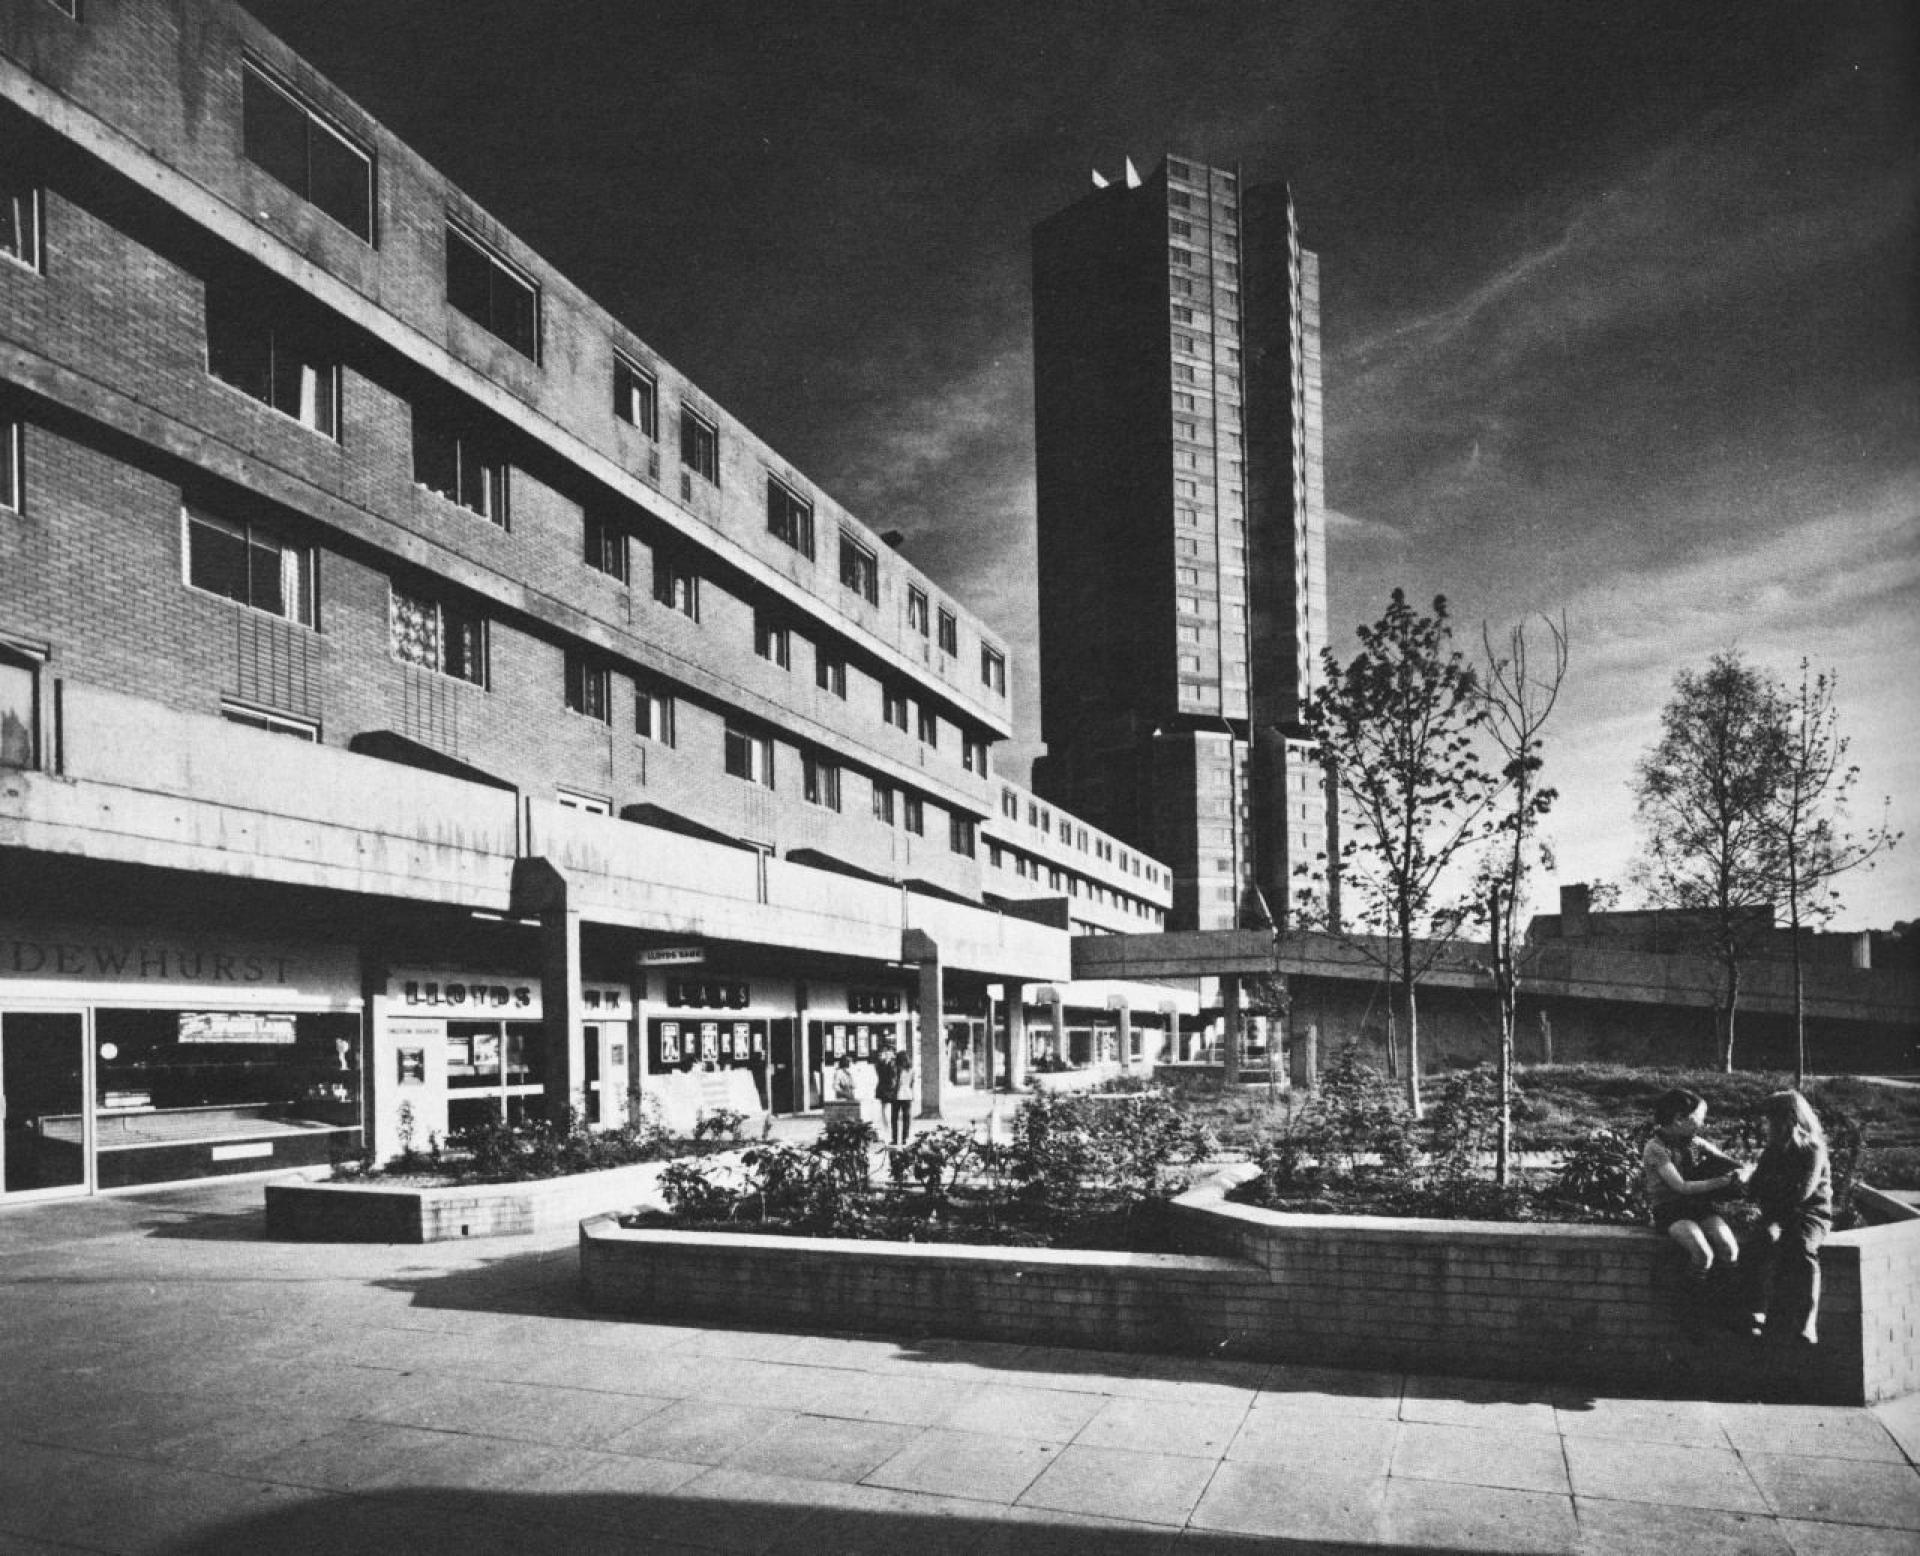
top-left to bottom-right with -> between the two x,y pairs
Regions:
579,1168 -> 1920,1404
266,1160 -> 670,1243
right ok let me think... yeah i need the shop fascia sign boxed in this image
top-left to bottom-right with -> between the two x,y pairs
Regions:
636,946 -> 705,967
386,968 -> 631,1019
0,922 -> 357,1005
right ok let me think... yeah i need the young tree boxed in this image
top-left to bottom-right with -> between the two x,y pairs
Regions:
1767,663 -> 1900,1085
1477,615 -> 1568,1185
1298,590 -> 1500,1114
1631,652 -> 1787,1071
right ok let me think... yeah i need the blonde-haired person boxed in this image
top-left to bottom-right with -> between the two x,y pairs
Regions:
1747,1090 -> 1833,1346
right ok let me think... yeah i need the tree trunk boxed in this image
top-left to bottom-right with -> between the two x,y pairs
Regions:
1717,955 -> 1742,1073
1491,882 -> 1514,1189
1401,928 -> 1422,1116
1789,853 -> 1807,1088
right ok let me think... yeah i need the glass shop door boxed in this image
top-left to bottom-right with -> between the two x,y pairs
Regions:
1,1011 -> 89,1198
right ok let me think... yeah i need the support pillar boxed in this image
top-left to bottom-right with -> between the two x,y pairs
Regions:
1049,992 -> 1066,1072
1006,984 -> 1027,1091
1223,976 -> 1243,1088
903,928 -> 944,1120
513,858 -> 584,1130
1115,1000 -> 1133,1074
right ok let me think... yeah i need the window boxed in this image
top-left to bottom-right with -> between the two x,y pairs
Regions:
1170,218 -> 1191,238
962,732 -> 988,776
446,223 -> 539,359
753,610 -> 791,670
206,287 -> 338,438
564,653 -> 611,722
184,500 -> 313,625
1169,189 -> 1191,209
916,704 -> 937,747
903,794 -> 924,836
613,354 -> 657,436
1167,159 -> 1191,180
767,479 -> 813,557
652,548 -> 699,620
872,779 -> 896,826
949,814 -> 976,858
219,699 -> 316,741
584,512 -> 628,582
882,686 -> 909,731
2,175 -> 41,272
556,789 -> 612,815
680,407 -> 718,483
241,62 -> 374,242
802,752 -> 841,811
1001,787 -> 1018,819
936,608 -> 958,656
0,416 -> 18,512
724,724 -> 774,788
907,586 -> 929,637
0,646 -> 42,769
815,648 -> 846,699
634,679 -> 676,745
391,586 -> 486,684
839,532 -> 878,604
413,407 -> 509,525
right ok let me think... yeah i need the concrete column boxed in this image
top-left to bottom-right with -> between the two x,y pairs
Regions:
1223,976 -> 1243,1087
513,858 -> 583,1130
1049,993 -> 1066,1070
1115,1001 -> 1133,1073
903,928 -> 944,1119
1006,984 -> 1027,1090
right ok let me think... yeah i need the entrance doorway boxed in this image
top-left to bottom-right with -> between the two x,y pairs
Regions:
2,1011 -> 88,1198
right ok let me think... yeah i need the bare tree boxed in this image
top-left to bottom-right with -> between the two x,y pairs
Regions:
1477,614 -> 1568,1185
1298,590 -> 1500,1114
1632,652 -> 1787,1071
1768,663 -> 1900,1085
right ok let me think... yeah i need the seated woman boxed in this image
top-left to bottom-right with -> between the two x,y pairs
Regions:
1642,1087 -> 1750,1282
1746,1089 -> 1832,1346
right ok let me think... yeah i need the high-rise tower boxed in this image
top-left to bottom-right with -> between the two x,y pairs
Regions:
1030,154 -> 1328,931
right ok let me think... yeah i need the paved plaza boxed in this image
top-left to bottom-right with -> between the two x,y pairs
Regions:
0,1177 -> 1916,1555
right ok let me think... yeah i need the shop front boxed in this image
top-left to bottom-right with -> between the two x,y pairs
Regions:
0,923 -> 362,1198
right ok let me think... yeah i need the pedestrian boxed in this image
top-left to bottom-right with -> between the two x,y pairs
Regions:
1746,1090 -> 1832,1346
890,1041 -> 916,1146
874,1038 -> 900,1127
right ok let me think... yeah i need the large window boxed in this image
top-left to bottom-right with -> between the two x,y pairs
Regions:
241,62 -> 374,243
613,354 -> 657,437
903,794 -> 924,836
962,732 -> 988,776
802,752 -> 841,811
564,652 -> 611,723
634,679 -> 676,745
916,704 -> 938,748
413,407 -> 509,526
446,223 -> 539,359
184,501 -> 313,625
906,586 -> 929,637
872,779 -> 896,826
0,416 -> 18,512
815,648 -> 846,699
883,686 -> 909,732
584,512 -> 628,582
652,548 -> 700,620
390,586 -> 486,684
681,408 -> 719,483
724,724 -> 773,788
839,532 -> 878,604
206,287 -> 339,438
981,645 -> 1006,695
767,478 -> 813,558
753,609 -> 791,670
937,607 -> 958,656
949,814 -> 976,858
2,176 -> 41,271
0,647 -> 41,770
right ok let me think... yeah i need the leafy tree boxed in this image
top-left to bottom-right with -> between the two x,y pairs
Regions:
1298,590 -> 1500,1113
1631,652 -> 1787,1071
1475,615 -> 1568,1184
1766,663 -> 1900,1085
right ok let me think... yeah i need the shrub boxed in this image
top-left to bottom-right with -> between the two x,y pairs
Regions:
1423,1067 -> 1499,1181
1551,1128 -> 1642,1220
1006,1088 -> 1210,1210
693,1107 -> 749,1142
657,1159 -> 737,1221
893,1126 -> 977,1204
1312,1045 -> 1416,1174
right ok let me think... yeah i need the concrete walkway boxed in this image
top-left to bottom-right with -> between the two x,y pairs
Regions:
1,1179 -> 1915,1554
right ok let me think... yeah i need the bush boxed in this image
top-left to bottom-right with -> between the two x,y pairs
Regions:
1310,1045 -> 1416,1174
1550,1129 -> 1642,1220
1006,1088 -> 1210,1211
693,1107 -> 749,1142
1423,1067 -> 1499,1181
657,1159 -> 737,1221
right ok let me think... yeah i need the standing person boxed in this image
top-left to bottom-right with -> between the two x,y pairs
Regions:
1643,1088 -> 1750,1281
873,1039 -> 900,1135
890,1041 -> 916,1146
1747,1090 -> 1833,1346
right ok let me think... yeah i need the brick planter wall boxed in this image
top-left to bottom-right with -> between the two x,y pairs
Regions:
265,1162 -> 669,1243
578,1170 -> 1920,1403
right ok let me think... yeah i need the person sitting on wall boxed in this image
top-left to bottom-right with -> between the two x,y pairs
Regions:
1643,1087 -> 1751,1309
1745,1090 -> 1833,1347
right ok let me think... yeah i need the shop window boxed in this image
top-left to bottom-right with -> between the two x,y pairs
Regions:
937,607 -> 958,656
907,585 -> 929,637
613,353 -> 657,436
584,512 -> 628,582
2,176 -> 42,272
241,61 -> 374,243
981,645 -> 1006,695
767,477 -> 813,558
184,499 -> 313,625
391,585 -> 486,685
0,414 -> 18,511
564,652 -> 611,723
815,647 -> 846,699
221,699 -> 317,741
634,679 -> 675,745
652,547 -> 700,620
839,531 -> 878,604
872,779 -> 896,826
753,609 -> 791,670
206,284 -> 339,438
803,752 -> 841,811
413,405 -> 509,525
0,646 -> 42,769
444,1019 -> 546,1132
724,723 -> 773,788
446,222 -> 539,359
680,407 -> 719,483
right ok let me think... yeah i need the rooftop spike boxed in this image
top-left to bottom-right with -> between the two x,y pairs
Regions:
1091,168 -> 1110,189
1124,157 -> 1141,188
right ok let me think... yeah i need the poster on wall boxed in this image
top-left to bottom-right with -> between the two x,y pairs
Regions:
396,1047 -> 425,1085
749,1025 -> 764,1056
660,1022 -> 681,1064
855,1026 -> 871,1058
732,1022 -> 751,1056
718,1025 -> 733,1057
700,1022 -> 719,1059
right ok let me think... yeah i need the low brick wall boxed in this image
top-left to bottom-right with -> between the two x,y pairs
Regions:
578,1170 -> 1920,1404
266,1161 -> 668,1243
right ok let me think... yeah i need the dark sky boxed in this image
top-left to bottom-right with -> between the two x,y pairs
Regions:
242,1 -> 1919,927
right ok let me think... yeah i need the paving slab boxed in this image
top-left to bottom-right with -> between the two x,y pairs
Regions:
1016,1442 -> 1219,1527
862,1425 -> 1066,1503
1573,1497 -> 1795,1554
1188,1457 -> 1386,1543
1380,1478 -> 1580,1554
1075,1395 -> 1249,1458
1563,1434 -> 1770,1513
1743,1453 -> 1920,1529
1715,1402 -> 1913,1462
1391,1419 -> 1573,1495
